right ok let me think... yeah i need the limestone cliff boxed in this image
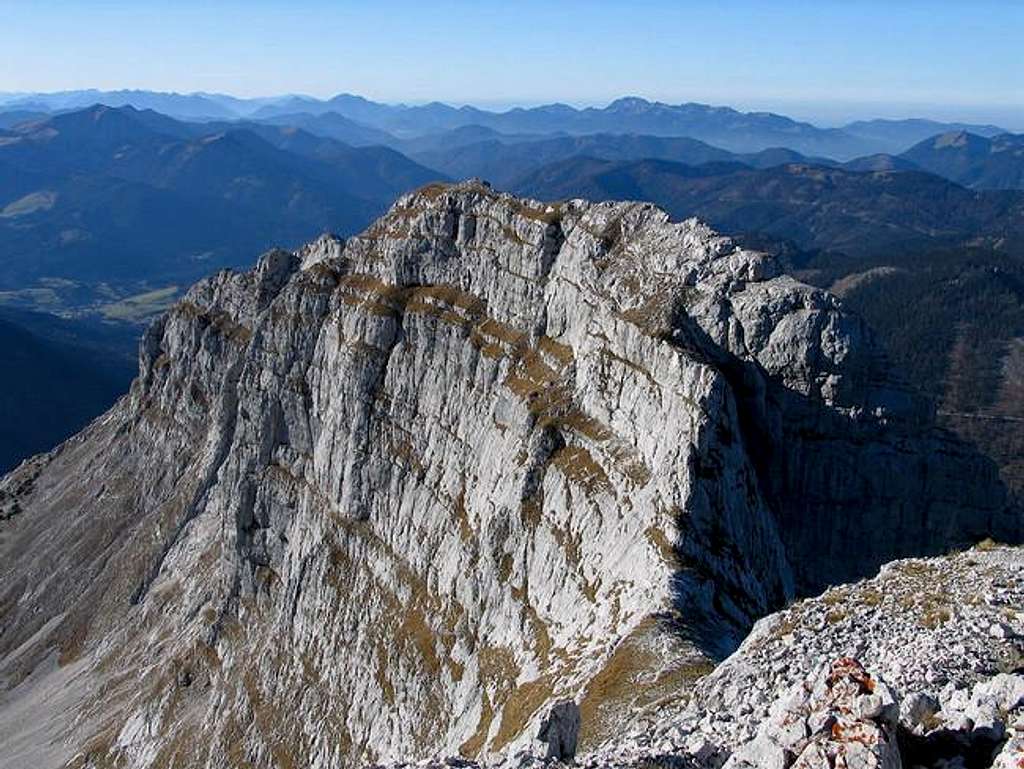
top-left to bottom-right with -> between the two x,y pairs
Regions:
396,543 -> 1024,769
0,182 -> 1012,768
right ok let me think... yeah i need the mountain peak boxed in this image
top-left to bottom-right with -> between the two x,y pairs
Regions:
30,102 -> 148,139
0,183 -> 1008,767
605,96 -> 666,114
936,129 -> 965,144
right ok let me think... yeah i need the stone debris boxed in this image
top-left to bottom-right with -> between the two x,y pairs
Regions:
722,658 -> 901,769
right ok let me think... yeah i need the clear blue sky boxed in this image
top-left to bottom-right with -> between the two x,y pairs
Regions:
2,0 -> 1021,126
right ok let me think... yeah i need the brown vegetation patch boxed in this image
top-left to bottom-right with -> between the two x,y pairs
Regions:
414,182 -> 452,202
578,619 -> 712,749
459,693 -> 494,758
398,605 -> 441,675
389,436 -> 426,479
520,497 -> 544,529
510,200 -> 563,225
551,524 -> 583,569
64,725 -> 120,769
505,349 -> 561,400
538,335 -> 574,366
405,285 -> 487,329
452,486 -> 474,543
551,445 -> 611,494
176,301 -> 252,345
491,677 -> 554,752
645,525 -> 678,566
338,274 -> 405,318
241,669 -> 305,769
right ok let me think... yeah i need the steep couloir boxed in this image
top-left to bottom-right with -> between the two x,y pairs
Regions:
0,181 -> 1013,769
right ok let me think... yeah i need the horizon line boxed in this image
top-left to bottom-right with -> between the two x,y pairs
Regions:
1,88 -> 1019,130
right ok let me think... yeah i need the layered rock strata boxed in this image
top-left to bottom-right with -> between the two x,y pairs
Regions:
0,181 -> 1013,768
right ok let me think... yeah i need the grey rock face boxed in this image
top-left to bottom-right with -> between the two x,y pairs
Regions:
901,691 -> 941,736
993,714 -> 1024,769
0,181 -> 1013,768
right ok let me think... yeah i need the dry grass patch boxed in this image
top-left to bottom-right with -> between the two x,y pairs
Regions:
578,619 -> 710,749
492,677 -> 554,751
459,693 -> 494,758
551,445 -> 612,494
858,588 -> 884,607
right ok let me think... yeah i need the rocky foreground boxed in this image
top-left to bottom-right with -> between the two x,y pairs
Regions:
386,543 -> 1024,769
0,182 -> 1018,768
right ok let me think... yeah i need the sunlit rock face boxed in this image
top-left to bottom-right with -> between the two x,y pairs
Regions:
0,181 -> 1009,769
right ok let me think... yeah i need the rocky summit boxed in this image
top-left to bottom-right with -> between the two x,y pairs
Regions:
0,181 -> 1018,769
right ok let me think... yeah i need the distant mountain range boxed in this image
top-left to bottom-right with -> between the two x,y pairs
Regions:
402,126 -> 1024,193
841,118 -> 1006,149
406,133 -> 827,189
0,104 -> 441,294
6,91 -> 1023,191
0,90 -> 1013,159
0,89 -> 254,120
255,110 -> 397,146
512,158 -> 1024,256
903,131 -> 1024,190
240,95 -> 1014,159
1,100 -> 1022,316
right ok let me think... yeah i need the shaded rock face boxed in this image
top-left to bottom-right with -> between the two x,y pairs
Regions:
0,181 -> 1012,768
537,700 -> 580,760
